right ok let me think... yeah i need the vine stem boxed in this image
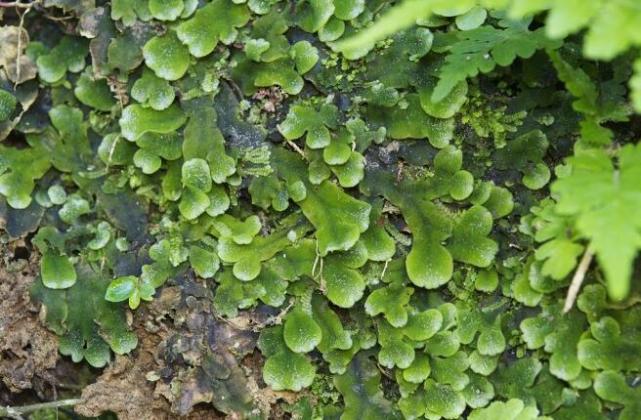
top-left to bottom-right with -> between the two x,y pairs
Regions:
1,398 -> 83,418
563,247 -> 595,313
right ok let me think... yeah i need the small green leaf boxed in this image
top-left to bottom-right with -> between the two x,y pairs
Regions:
182,158 -> 212,192
447,206 -> 498,267
212,214 -> 261,245
263,350 -> 316,391
594,370 -> 641,419
311,295 -> 352,353
468,398 -> 546,420
87,222 -> 112,250
323,258 -> 365,308
520,302 -> 586,381
475,269 -> 499,292
418,79 -> 468,119
119,104 -> 186,141
308,184 -> 370,253
424,379 -> 467,419
143,31 -> 191,81
365,283 -> 413,328
283,308 -> 322,353
278,103 -> 338,149
455,7 -> 487,31
189,245 -> 220,278
131,69 -> 176,110
403,309 -> 443,341
334,0 -> 364,20
534,238 -> 584,280
290,40 -> 318,74
402,352 -> 431,384
295,0 -> 334,33
494,130 -> 550,190
179,186 -> 210,220
233,57 -> 304,95
176,0 -> 250,57
59,195 -> 91,224
578,316 -> 641,371
105,276 -> 137,302
41,253 -> 77,289
245,38 -> 271,61
133,149 -> 162,174
36,36 -> 87,83
111,0 -> 151,25
367,94 -> 454,148
148,0 -> 184,21
73,71 -> 115,111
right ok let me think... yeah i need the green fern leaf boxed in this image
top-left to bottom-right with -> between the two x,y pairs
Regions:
433,22 -> 560,102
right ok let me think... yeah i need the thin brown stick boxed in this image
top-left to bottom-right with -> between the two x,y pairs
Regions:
0,398 -> 82,418
563,246 -> 595,313
14,6 -> 29,88
0,1 -> 33,8
285,139 -> 306,159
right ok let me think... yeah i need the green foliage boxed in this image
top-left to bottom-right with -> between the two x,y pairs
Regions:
176,0 -> 249,57
32,265 -> 138,367
40,253 -> 77,289
520,301 -> 586,381
365,283 -> 413,328
469,398 -> 548,420
105,275 -> 155,309
143,31 -> 191,81
493,130 -> 550,190
6,0 -> 641,417
278,102 -> 338,149
35,36 -> 87,83
367,94 -> 454,148
283,307 -> 322,353
259,325 -> 316,391
547,50 -> 629,146
552,145 -> 641,300
433,21 -> 560,102
131,69 -> 176,110
119,104 -> 187,141
364,147 -> 498,290
74,71 -> 116,111
0,142 -> 50,208
334,353 -> 400,419
507,0 -> 641,60
578,316 -> 641,372
594,370 -> 641,419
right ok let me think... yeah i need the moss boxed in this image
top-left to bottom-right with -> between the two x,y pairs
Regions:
4,1 -> 641,418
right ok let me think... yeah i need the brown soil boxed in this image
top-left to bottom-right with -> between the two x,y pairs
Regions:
0,247 -> 58,394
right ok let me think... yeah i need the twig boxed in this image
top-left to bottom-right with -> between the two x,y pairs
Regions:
14,6 -> 30,88
380,259 -> 389,281
311,240 -> 325,292
1,399 -> 83,418
252,299 -> 294,331
563,246 -> 595,313
0,1 -> 33,8
285,138 -> 306,159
